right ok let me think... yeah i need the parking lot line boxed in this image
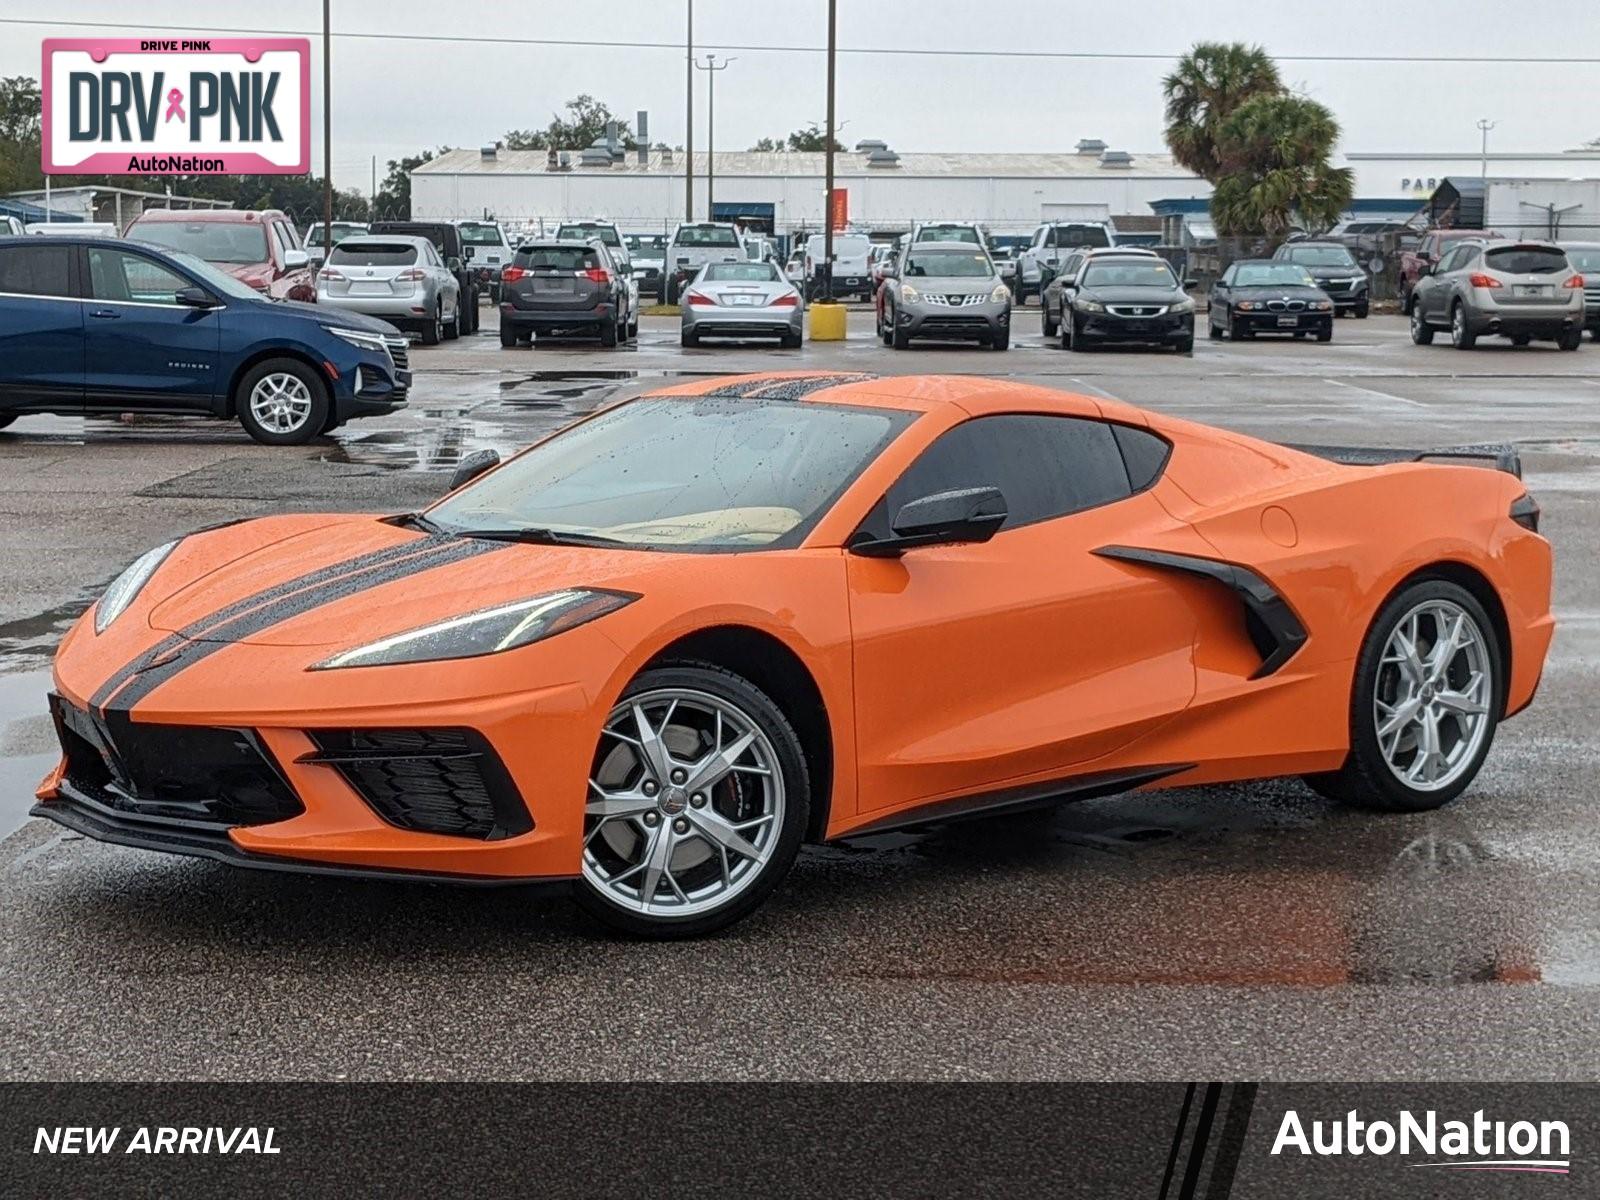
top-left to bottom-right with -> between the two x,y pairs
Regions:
1323,378 -> 1429,408
1069,377 -> 1123,401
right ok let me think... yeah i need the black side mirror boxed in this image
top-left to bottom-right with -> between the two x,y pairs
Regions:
1417,264 -> 1433,277
851,486 -> 1008,557
175,286 -> 218,308
1183,277 -> 1198,289
449,449 -> 500,491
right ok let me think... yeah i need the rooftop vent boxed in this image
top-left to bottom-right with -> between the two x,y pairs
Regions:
855,138 -> 888,153
1076,138 -> 1108,155
661,147 -> 674,167
480,144 -> 498,161
578,143 -> 614,168
866,148 -> 900,168
1099,149 -> 1134,168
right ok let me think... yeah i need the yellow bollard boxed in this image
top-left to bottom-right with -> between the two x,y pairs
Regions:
808,302 -> 847,342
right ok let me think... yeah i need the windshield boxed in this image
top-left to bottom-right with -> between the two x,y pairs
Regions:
1485,246 -> 1569,275
162,250 -> 267,301
625,234 -> 666,253
905,250 -> 993,278
916,227 -> 980,244
427,397 -> 912,550
559,224 -> 621,247
674,225 -> 740,247
329,241 -> 419,267
457,222 -> 505,246
1283,246 -> 1358,268
704,262 -> 781,282
132,220 -> 269,265
1564,248 -> 1600,273
1081,261 -> 1178,288
1233,263 -> 1317,287
305,223 -> 364,247
1053,225 -> 1111,248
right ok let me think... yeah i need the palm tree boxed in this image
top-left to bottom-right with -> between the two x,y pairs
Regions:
1162,43 -> 1284,180
1208,95 -> 1355,239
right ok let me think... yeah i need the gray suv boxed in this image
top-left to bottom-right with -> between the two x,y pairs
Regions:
498,240 -> 633,348
879,244 -> 1012,350
1410,239 -> 1585,350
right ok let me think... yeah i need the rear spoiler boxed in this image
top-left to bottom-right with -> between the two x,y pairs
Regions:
1286,442 -> 1521,479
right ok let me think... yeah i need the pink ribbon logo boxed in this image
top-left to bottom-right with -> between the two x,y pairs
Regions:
164,88 -> 185,123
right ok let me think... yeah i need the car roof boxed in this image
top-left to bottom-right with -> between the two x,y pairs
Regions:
1475,238 -> 1563,251
1082,247 -> 1158,257
131,208 -> 279,223
516,239 -> 599,249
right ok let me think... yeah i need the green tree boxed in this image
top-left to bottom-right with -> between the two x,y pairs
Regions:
373,149 -> 443,219
504,94 -> 636,151
1162,42 -> 1282,179
749,136 -> 781,152
784,123 -> 844,152
0,75 -> 43,193
1208,95 -> 1354,238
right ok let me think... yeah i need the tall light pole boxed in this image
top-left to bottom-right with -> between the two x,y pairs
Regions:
322,0 -> 332,247
823,0 -> 837,301
1477,118 -> 1497,184
684,0 -> 694,222
693,55 -> 734,220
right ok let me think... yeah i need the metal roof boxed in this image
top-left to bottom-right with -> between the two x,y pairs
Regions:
413,148 -> 1195,179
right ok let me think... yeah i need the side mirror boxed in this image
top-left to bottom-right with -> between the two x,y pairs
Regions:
1183,277 -> 1198,289
448,448 -> 501,491
175,286 -> 219,308
850,486 -> 1008,557
283,248 -> 310,269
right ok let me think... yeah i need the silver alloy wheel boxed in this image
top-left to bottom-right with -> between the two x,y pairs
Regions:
1411,305 -> 1425,338
248,372 -> 313,434
1452,305 -> 1467,345
583,687 -> 785,918
1374,599 -> 1492,791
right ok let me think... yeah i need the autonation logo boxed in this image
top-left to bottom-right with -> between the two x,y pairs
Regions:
1272,1108 -> 1571,1175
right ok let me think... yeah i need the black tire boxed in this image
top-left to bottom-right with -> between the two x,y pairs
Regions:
781,332 -> 802,349
572,663 -> 810,938
1557,328 -> 1583,351
1355,305 -> 1369,319
1208,313 -> 1224,340
1228,320 -> 1248,341
468,287 -> 481,333
990,328 -> 1010,351
680,328 -> 698,348
456,293 -> 471,338
665,277 -> 680,306
891,324 -> 910,350
1316,326 -> 1333,343
1304,578 -> 1503,813
1410,303 -> 1434,345
879,307 -> 892,345
420,304 -> 442,346
1450,303 -> 1477,350
1042,300 -> 1059,338
500,322 -> 519,349
599,316 -> 618,348
1174,336 -> 1194,355
234,357 -> 330,446
1400,287 -> 1414,315
441,300 -> 459,340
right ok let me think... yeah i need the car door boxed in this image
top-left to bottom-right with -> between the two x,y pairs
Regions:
425,242 -> 457,316
846,413 -> 1200,817
0,241 -> 84,414
1425,245 -> 1470,321
82,245 -> 220,411
1211,266 -> 1234,326
1416,245 -> 1452,321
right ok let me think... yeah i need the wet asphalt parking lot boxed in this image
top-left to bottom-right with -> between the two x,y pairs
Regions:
2,307 -> 1597,1081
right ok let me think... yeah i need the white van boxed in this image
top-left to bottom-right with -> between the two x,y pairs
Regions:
804,232 -> 873,300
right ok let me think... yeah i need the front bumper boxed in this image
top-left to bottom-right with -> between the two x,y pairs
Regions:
328,337 -> 410,417
1231,309 -> 1332,335
1074,308 -> 1194,344
899,301 -> 1010,341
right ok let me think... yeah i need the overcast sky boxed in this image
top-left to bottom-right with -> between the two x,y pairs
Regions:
7,1 -> 1599,192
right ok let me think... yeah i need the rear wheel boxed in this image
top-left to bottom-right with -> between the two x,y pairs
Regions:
1304,580 -> 1500,813
680,327 -> 698,348
1450,303 -> 1477,350
235,358 -> 329,446
1410,303 -> 1434,345
1557,328 -> 1583,351
781,331 -> 802,349
574,665 -> 810,938
420,304 -> 442,346
499,322 -> 519,348
599,315 -> 619,348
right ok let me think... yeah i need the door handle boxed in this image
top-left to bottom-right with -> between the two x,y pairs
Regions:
90,309 -> 121,319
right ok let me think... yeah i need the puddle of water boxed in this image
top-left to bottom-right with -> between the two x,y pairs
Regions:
0,669 -> 57,839
0,591 -> 96,674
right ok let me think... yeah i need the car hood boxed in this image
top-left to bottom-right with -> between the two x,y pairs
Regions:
906,278 -> 1000,295
271,298 -> 398,336
1079,286 -> 1185,305
1229,284 -> 1330,300
143,515 -> 673,648
219,261 -> 276,289
1300,265 -> 1363,280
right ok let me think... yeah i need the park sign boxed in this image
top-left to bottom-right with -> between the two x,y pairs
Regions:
42,37 -> 310,175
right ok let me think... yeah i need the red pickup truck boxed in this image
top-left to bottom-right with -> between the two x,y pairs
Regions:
123,208 -> 317,303
1399,229 -> 1497,313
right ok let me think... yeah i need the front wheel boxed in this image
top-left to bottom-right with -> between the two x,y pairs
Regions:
574,665 -> 810,938
891,323 -> 910,350
1410,303 -> 1434,345
990,328 -> 1010,351
1042,302 -> 1059,338
1305,580 -> 1501,813
235,358 -> 329,446
1316,326 -> 1333,343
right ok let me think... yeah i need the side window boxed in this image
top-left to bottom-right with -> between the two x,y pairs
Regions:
88,247 -> 189,304
1219,266 -> 1235,286
1437,246 -> 1470,275
865,415 -> 1135,538
1111,425 -> 1171,492
0,244 -> 72,298
1032,228 -> 1046,248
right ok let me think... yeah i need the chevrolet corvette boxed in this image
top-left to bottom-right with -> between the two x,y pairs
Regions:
35,371 -> 1553,936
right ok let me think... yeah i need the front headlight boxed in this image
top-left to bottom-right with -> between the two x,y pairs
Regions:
1168,297 -> 1196,314
311,588 -> 638,670
990,284 -> 1011,303
325,325 -> 389,353
1310,299 -> 1332,311
95,541 -> 178,634
1075,298 -> 1105,313
900,284 -> 920,302
1237,301 -> 1258,311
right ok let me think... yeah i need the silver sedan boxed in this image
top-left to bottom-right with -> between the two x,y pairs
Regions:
316,234 -> 463,346
681,261 -> 804,348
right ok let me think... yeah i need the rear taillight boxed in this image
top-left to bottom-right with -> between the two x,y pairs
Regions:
684,291 -> 716,306
1510,493 -> 1541,533
318,268 -> 345,282
1563,274 -> 1585,289
501,266 -> 526,283
1468,273 -> 1503,289
771,293 -> 799,307
395,268 -> 425,281
581,267 -> 611,284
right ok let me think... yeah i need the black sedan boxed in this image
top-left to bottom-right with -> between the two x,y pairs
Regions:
1060,258 -> 1195,353
1208,261 -> 1334,342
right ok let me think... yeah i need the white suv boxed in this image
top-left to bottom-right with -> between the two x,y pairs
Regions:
1016,222 -> 1115,302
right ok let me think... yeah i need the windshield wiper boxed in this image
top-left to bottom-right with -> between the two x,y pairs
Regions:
389,511 -> 447,534
455,527 -> 643,549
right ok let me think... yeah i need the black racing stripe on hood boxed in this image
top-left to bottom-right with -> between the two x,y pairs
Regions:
98,537 -> 504,715
89,535 -> 455,711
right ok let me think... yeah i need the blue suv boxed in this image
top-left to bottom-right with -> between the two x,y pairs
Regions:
0,235 -> 411,445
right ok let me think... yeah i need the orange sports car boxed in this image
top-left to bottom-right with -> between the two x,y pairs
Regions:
35,371 -> 1553,936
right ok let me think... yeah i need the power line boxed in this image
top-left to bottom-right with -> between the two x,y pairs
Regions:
2,16 -> 1597,64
